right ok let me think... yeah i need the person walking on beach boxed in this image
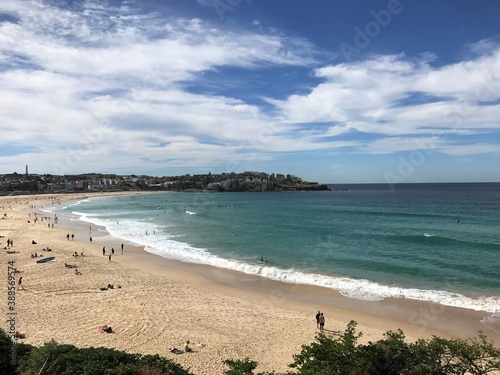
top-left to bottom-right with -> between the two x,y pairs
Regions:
111,247 -> 114,255
121,243 -> 124,255
108,253 -> 112,262
315,311 -> 321,329
102,247 -> 106,256
318,313 -> 325,333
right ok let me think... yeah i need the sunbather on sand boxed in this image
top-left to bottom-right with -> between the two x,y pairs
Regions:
98,325 -> 113,333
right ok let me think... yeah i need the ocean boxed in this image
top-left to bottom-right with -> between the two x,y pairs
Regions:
49,183 -> 500,321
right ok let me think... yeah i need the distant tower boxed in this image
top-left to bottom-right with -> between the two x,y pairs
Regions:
26,165 -> 28,176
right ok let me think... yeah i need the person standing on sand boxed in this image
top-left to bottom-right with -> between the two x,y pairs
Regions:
318,313 -> 325,333
102,247 -> 105,255
121,243 -> 124,255
108,253 -> 112,262
316,311 -> 321,329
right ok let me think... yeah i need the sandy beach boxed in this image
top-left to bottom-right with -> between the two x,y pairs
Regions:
1,192 -> 499,375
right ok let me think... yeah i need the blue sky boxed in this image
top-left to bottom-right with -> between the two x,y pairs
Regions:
0,0 -> 499,183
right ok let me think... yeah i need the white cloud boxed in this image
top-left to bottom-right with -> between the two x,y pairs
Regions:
360,137 -> 444,154
0,0 -> 499,179
438,143 -> 500,156
272,47 -> 500,155
0,0 -> 321,174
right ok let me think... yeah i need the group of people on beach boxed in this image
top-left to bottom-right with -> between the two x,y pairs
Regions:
7,200 -> 197,360
102,243 -> 125,261
315,311 -> 325,332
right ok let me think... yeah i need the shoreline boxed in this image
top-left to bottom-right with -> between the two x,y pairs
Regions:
55,192 -> 500,311
34,193 -> 500,342
2,192 -> 499,374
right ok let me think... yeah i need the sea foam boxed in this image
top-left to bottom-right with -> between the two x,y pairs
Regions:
70,211 -> 500,314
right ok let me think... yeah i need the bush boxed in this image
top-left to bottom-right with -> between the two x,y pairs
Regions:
288,321 -> 500,375
224,321 -> 500,375
224,358 -> 276,375
16,340 -> 192,375
0,328 -> 35,375
0,328 -> 17,375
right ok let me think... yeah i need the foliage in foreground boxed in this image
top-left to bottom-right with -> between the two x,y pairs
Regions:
0,329 -> 192,375
224,321 -> 500,375
2,321 -> 499,375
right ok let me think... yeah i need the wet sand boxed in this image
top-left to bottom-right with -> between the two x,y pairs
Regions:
1,193 -> 498,374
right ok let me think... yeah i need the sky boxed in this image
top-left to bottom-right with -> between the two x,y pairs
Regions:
0,0 -> 499,184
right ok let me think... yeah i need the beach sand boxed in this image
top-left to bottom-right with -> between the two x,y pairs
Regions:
1,193 -> 499,374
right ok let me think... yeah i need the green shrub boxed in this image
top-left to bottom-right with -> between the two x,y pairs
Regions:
16,339 -> 192,375
223,321 -> 500,375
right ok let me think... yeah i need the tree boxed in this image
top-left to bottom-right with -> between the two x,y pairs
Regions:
288,320 -> 365,374
289,322 -> 500,375
406,334 -> 500,375
17,340 -> 193,375
223,321 -> 500,375
224,358 -> 276,375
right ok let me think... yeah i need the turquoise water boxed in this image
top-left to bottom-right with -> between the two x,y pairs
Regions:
52,183 -> 500,315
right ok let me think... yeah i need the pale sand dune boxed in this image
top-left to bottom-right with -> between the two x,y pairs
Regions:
1,193 -> 498,374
